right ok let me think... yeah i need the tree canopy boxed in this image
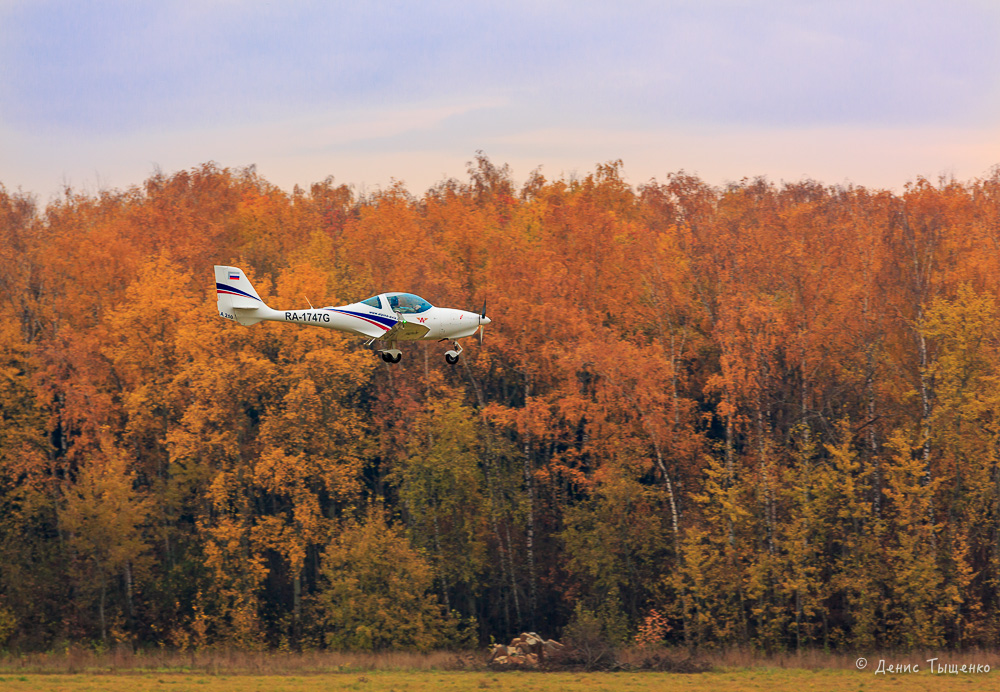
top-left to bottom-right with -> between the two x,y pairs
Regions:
2,159 -> 1000,651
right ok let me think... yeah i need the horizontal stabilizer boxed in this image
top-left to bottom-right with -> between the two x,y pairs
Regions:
233,306 -> 263,326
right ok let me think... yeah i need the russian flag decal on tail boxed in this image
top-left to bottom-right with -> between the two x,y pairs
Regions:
229,272 -> 240,280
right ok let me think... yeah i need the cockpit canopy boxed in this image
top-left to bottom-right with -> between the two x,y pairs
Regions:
386,292 -> 432,314
358,293 -> 433,314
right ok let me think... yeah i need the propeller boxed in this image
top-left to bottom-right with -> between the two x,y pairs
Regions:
478,297 -> 490,345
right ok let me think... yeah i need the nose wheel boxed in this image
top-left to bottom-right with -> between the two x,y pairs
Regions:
444,341 -> 463,364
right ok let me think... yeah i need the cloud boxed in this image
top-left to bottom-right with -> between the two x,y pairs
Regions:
6,1 -> 999,134
2,1 -> 999,197
0,95 -> 509,197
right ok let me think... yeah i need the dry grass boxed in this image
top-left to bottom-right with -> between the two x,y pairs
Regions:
0,647 -> 483,675
2,645 -> 999,679
1,669 -> 999,692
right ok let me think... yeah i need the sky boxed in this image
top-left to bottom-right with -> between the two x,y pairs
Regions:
2,0 -> 999,200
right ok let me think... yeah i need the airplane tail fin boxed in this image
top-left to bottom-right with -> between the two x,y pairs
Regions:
215,265 -> 267,326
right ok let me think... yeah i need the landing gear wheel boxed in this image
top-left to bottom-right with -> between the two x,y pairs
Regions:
380,350 -> 403,363
444,341 -> 463,365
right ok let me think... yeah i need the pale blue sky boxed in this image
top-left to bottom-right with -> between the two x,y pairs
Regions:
2,0 -> 999,198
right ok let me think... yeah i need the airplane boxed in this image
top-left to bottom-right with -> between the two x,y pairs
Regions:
214,265 -> 490,363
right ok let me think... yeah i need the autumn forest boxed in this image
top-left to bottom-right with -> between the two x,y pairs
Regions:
2,157 -> 1000,653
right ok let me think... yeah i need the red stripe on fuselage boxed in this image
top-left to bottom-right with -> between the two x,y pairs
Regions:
327,309 -> 391,331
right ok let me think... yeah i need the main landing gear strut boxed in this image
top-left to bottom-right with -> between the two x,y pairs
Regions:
376,341 -> 463,364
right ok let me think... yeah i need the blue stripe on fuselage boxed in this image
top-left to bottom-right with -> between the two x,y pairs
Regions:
326,308 -> 397,329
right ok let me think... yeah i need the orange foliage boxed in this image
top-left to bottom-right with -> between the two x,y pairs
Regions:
3,161 -> 1000,652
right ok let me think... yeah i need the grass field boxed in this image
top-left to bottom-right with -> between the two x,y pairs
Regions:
0,669 -> 997,692
0,649 -> 996,691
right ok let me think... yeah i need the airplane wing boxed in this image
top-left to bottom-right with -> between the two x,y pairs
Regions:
381,318 -> 430,341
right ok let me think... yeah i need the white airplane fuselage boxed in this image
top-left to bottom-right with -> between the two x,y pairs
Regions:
257,302 -> 483,341
215,266 -> 489,363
